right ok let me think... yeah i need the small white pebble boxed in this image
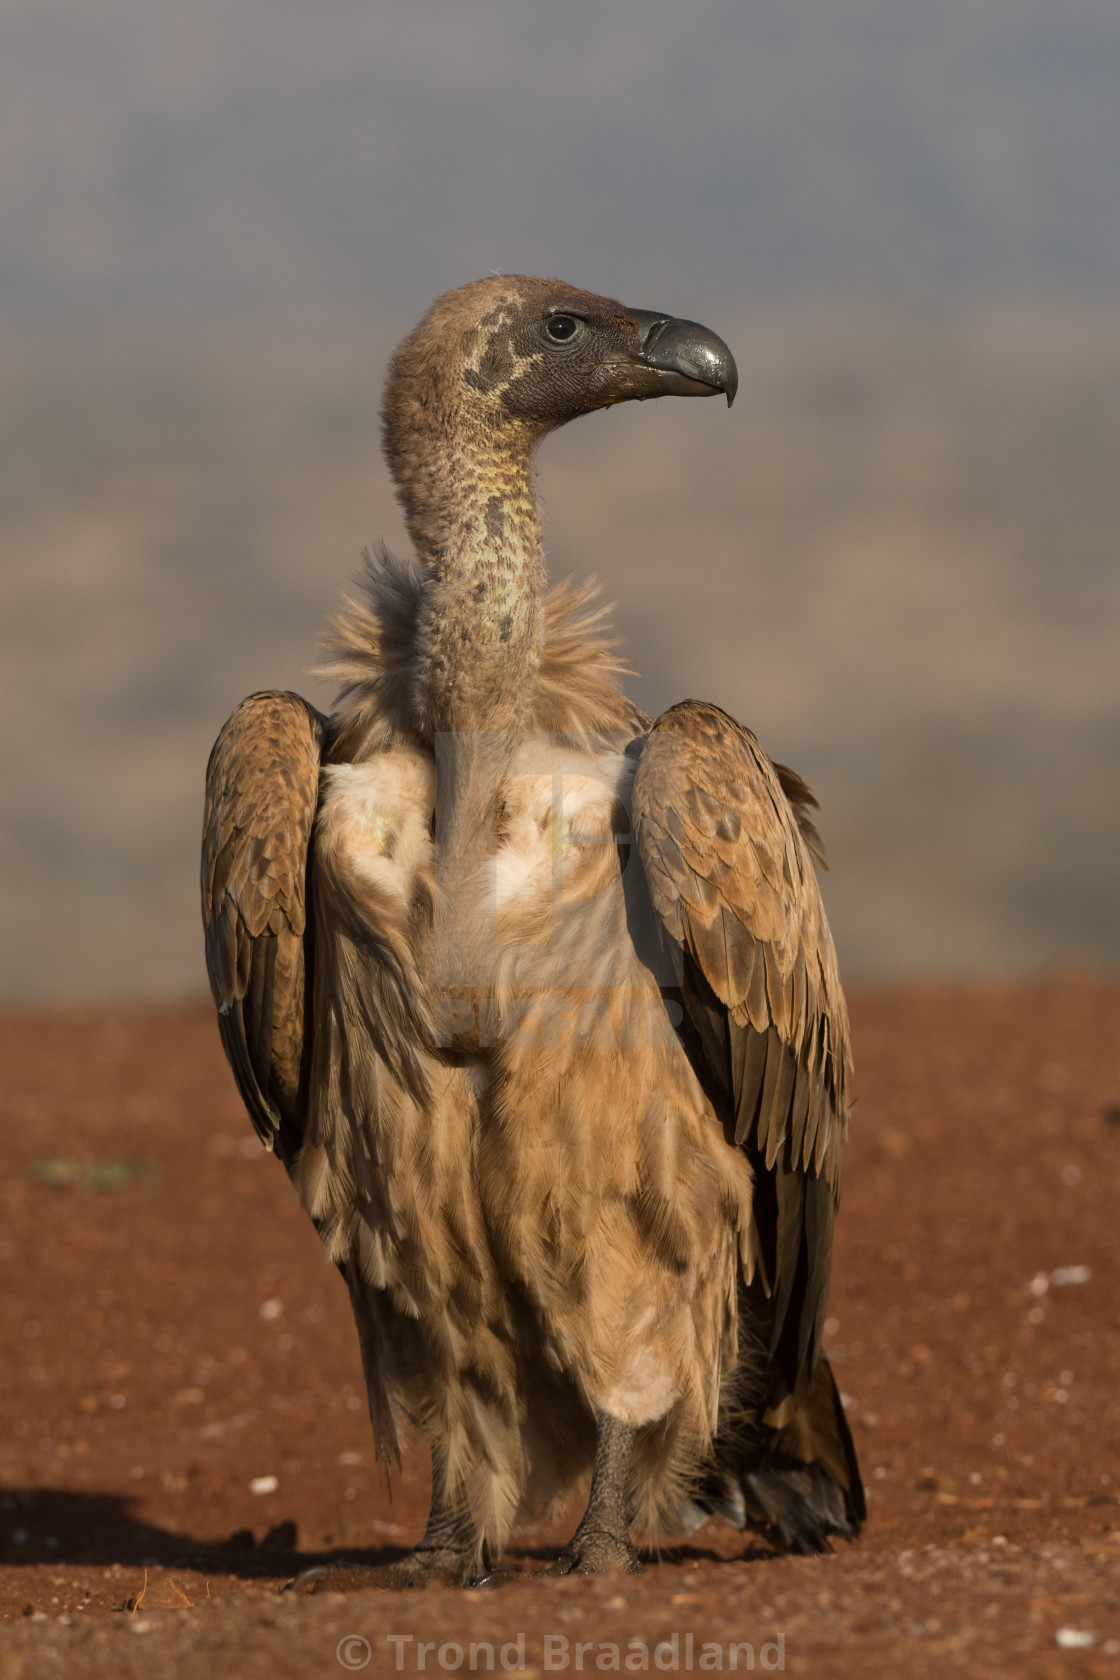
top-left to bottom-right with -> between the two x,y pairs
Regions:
109,1394 -> 126,1410
824,1317 -> 840,1336
1059,1165 -> 1082,1187
259,1298 -> 284,1322
1029,1273 -> 1049,1297
249,1475 -> 279,1496
337,1452 -> 363,1466
130,1466 -> 144,1480
1051,1265 -> 1091,1287
130,1619 -> 156,1635
346,1395 -> 362,1411
1055,1627 -> 1097,1650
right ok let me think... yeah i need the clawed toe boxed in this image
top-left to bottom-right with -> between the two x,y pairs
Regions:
282,1563 -> 351,1595
469,1568 -> 518,1589
281,1550 -> 478,1594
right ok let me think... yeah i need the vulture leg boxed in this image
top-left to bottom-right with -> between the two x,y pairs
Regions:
549,1413 -> 644,1577
284,1457 -> 487,1593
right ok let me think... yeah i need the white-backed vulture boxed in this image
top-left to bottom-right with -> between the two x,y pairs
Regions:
201,276 -> 864,1586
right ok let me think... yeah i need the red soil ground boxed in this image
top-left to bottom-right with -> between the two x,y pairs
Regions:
0,977 -> 1118,1677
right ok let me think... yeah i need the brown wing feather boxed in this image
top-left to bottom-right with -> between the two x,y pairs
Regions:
201,690 -> 328,1164
632,699 -> 851,1388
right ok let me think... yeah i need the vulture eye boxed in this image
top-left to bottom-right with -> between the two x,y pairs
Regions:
545,314 -> 581,343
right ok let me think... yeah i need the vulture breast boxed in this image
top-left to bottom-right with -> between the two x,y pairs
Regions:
311,738 -> 757,1436
317,752 -> 436,910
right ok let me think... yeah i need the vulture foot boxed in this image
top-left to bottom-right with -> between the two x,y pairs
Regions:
282,1546 -> 481,1595
281,1468 -> 493,1593
548,1412 -> 644,1576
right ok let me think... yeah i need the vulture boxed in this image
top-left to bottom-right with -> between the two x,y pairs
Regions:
201,276 -> 864,1587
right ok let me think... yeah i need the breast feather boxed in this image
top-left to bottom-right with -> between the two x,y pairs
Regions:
320,753 -> 435,907
493,746 -> 633,921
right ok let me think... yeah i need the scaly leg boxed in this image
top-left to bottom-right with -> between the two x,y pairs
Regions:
284,1455 -> 486,1594
549,1412 -> 644,1576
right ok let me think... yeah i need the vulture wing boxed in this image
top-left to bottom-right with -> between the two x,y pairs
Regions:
632,699 -> 862,1545
201,690 -> 328,1167
631,699 -> 851,1391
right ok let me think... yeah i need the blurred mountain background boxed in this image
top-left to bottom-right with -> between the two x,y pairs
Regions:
1,0 -> 1118,995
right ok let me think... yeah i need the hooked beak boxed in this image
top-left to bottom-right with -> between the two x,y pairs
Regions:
625,307 -> 738,407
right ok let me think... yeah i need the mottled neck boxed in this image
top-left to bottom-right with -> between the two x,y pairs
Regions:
395,417 -> 546,735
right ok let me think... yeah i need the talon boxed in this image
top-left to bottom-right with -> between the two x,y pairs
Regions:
280,1564 -> 330,1596
469,1568 -> 517,1589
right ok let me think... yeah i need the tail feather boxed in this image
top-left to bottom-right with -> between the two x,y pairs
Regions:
690,1356 -> 865,1554
742,1462 -> 854,1555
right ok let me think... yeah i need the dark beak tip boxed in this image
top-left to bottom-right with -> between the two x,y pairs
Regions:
627,307 -> 737,410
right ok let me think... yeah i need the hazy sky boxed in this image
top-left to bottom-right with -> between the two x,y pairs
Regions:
4,0 -> 1120,326
2,0 -> 1119,994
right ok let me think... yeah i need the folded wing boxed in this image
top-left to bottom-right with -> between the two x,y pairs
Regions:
201,690 -> 327,1166
633,698 -> 863,1543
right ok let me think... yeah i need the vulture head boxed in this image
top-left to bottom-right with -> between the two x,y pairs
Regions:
382,275 -> 735,561
382,277 -> 737,548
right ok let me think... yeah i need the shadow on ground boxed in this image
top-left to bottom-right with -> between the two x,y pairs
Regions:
0,1485 -> 776,1588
